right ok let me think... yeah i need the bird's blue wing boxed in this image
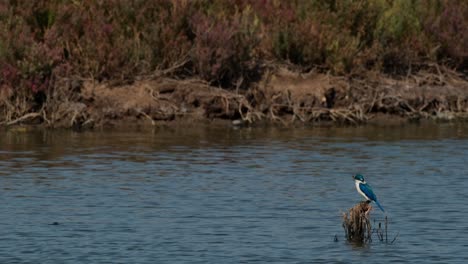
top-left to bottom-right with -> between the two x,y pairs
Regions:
374,200 -> 385,212
359,183 -> 377,201
360,183 -> 385,212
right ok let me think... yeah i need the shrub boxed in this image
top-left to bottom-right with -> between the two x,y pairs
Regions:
190,6 -> 260,87
425,0 -> 468,68
0,0 -> 466,104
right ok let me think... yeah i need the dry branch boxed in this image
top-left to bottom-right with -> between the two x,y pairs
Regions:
4,112 -> 42,126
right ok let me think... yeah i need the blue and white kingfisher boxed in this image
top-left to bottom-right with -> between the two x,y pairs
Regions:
353,174 -> 385,212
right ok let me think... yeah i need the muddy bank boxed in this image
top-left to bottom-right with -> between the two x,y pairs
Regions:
1,67 -> 468,129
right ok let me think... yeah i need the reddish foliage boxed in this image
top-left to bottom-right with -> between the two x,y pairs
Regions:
425,1 -> 468,67
0,0 -> 466,101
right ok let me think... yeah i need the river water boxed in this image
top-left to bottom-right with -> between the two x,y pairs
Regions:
1,123 -> 467,263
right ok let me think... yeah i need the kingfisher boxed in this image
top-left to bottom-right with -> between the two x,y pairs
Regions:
353,174 -> 385,212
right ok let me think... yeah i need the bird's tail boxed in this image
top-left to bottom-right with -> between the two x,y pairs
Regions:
375,200 -> 385,212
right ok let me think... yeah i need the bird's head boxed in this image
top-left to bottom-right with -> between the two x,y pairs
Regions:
353,174 -> 365,182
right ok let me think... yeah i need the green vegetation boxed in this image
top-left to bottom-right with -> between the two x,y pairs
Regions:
0,0 -> 466,124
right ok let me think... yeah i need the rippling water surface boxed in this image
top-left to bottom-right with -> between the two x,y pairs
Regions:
1,123 -> 467,263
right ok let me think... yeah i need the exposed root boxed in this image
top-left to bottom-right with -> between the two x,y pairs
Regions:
1,65 -> 467,128
3,112 -> 42,126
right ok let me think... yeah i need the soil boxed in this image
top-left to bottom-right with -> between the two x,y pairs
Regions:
2,66 -> 468,129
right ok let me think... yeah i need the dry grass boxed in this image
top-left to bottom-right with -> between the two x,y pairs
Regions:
342,202 -> 373,244
342,201 -> 398,245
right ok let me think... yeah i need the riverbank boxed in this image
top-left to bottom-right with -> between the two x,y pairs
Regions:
1,1 -> 466,129
1,65 -> 467,129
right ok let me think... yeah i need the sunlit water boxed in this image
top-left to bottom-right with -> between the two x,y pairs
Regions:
1,123 -> 467,263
